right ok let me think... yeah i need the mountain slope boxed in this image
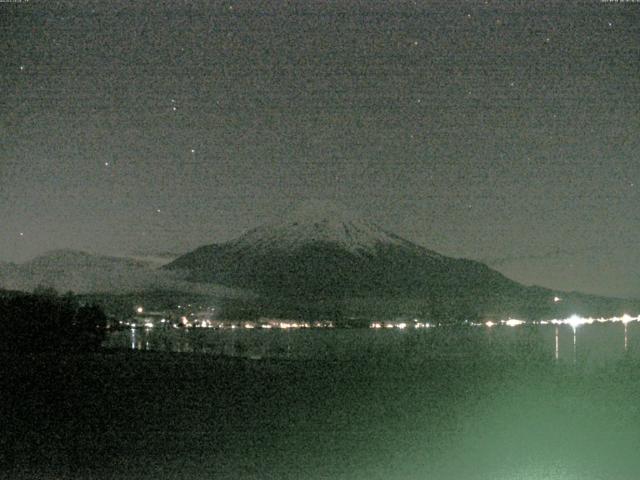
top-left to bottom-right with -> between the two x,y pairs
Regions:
165,202 -> 528,313
232,200 -> 429,255
165,201 -> 640,321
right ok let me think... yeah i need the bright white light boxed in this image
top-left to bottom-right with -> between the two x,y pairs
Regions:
370,322 -> 382,329
566,314 -> 584,330
504,319 -> 525,327
136,306 -> 144,314
397,323 -> 407,329
485,321 -> 495,327
553,296 -> 561,303
144,322 -> 154,328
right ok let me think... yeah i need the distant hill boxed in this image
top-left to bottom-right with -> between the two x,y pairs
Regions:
166,201 -> 640,321
0,249 -> 246,298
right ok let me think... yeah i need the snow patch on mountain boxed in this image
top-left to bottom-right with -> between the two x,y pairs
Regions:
229,200 -> 438,255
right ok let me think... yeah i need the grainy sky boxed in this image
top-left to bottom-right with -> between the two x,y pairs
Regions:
2,0 -> 639,297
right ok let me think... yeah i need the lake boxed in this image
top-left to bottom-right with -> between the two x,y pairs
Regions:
105,321 -> 640,368
5,321 -> 640,480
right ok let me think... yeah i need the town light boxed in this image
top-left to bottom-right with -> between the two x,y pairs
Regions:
504,319 -> 525,327
566,314 -> 584,330
621,314 -> 634,325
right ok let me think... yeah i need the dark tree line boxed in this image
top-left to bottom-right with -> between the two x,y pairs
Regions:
0,288 -> 108,353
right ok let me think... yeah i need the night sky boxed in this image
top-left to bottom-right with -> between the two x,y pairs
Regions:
2,1 -> 639,297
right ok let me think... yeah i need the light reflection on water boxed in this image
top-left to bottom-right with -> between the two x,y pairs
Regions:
98,323 -> 640,480
106,322 -> 639,366
14,321 -> 640,480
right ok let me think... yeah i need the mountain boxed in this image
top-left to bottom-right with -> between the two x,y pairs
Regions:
0,249 -> 244,297
168,203 -> 511,296
166,200 -> 634,321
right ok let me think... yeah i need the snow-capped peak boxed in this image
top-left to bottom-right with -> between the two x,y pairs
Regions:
230,200 -> 413,254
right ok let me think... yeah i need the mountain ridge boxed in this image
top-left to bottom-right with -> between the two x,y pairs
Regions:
163,204 -> 524,318
164,202 -> 640,321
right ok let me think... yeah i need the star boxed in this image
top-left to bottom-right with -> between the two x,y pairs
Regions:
19,65 -> 25,71
104,162 -> 110,166
19,232 -> 24,237
413,40 -> 418,46
190,148 -> 196,154
156,209 -> 162,213
608,22 -> 613,27
172,106 -> 177,111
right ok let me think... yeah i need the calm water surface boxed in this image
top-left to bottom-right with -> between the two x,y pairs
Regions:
106,322 -> 640,367
8,323 -> 640,480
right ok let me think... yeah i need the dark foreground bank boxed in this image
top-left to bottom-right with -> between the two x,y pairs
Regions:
2,336 -> 640,480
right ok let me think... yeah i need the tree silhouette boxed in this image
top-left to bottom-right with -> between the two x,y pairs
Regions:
0,289 -> 108,353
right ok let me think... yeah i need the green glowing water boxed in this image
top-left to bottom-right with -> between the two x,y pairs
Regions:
5,324 -> 640,479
